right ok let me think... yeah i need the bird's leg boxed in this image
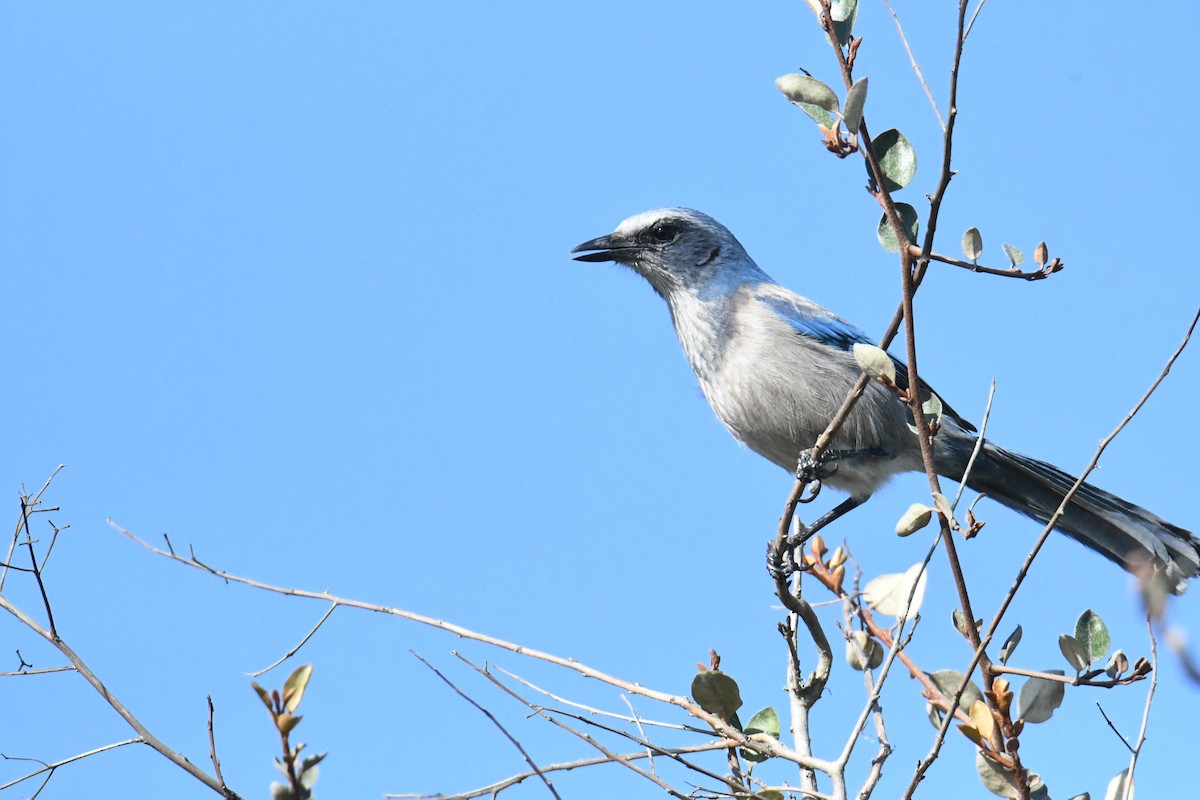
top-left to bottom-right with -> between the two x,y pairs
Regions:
794,447 -> 889,503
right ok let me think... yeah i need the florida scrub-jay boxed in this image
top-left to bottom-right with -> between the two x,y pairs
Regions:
572,207 -> 1199,592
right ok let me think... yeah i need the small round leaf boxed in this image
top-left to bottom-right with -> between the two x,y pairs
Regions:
775,74 -> 839,112
1074,609 -> 1111,665
691,671 -> 743,722
877,203 -> 919,253
962,228 -> 983,261
1017,670 -> 1066,723
843,76 -> 868,132
1001,243 -> 1025,267
869,129 -> 917,191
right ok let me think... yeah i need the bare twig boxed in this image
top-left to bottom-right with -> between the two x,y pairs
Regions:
383,743 -> 730,800
1123,618 -> 1158,799
2,465 -> 64,593
882,0 -> 944,129
248,601 -> 339,677
0,738 -> 143,791
412,650 -> 562,800
906,306 -> 1199,797
0,665 -> 75,677
112,522 -> 830,771
207,696 -> 231,797
964,0 -> 989,40
0,592 -> 238,798
19,496 -> 57,637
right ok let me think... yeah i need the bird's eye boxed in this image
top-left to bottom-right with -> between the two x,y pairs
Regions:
646,220 -> 680,244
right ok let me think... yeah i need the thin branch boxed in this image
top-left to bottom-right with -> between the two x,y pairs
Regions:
112,522 -> 831,771
1095,703 -> 1135,754
1124,618 -> 1158,799
990,663 -> 1146,688
906,244 -> 1059,280
2,465 -> 65,593
247,602 -> 339,677
19,496 -> 57,637
0,665 -> 75,677
493,665 -> 705,734
0,738 -> 143,791
458,653 -> 749,797
0,592 -> 238,798
905,305 -> 1199,798
207,696 -> 231,798
964,0 -> 988,40
882,0 -> 944,129
412,650 -> 562,800
383,743 -> 730,800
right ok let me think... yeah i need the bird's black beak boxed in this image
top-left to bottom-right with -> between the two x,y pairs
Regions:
571,234 -> 636,263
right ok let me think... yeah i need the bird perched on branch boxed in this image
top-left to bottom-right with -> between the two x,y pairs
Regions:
573,207 -> 1199,593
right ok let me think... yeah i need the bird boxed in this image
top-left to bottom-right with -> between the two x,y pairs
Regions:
572,207 -> 1199,593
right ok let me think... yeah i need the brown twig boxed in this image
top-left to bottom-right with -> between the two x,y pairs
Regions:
906,305 -> 1199,797
907,245 -> 1060,280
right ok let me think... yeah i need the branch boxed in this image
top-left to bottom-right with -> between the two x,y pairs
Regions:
0,592 -> 239,798
111,522 -> 833,772
412,651 -> 562,800
882,0 -> 944,129
0,738 -> 142,792
905,305 -> 1199,797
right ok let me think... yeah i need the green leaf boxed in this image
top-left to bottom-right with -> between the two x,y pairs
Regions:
282,664 -> 314,713
775,74 -> 839,112
830,0 -> 859,46
1059,634 -> 1091,671
869,129 -> 917,191
691,671 -> 743,723
843,77 -> 867,132
1002,243 -> 1025,267
1017,670 -> 1065,723
1105,768 -> 1134,800
998,625 -> 1022,665
740,707 -> 781,762
877,203 -> 919,253
962,227 -> 983,261
1074,609 -> 1111,665
925,669 -> 985,729
976,749 -> 1022,799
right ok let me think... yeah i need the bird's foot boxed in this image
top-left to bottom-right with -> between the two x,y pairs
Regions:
767,539 -> 798,582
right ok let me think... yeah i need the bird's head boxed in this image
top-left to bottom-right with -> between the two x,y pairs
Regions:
572,208 -> 765,300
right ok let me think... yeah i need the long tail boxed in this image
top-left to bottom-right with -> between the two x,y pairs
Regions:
936,435 -> 1199,594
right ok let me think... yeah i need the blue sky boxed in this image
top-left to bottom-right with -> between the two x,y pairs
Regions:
3,3 -> 1198,799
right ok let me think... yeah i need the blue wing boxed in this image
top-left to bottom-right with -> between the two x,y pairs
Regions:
762,295 -> 976,431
